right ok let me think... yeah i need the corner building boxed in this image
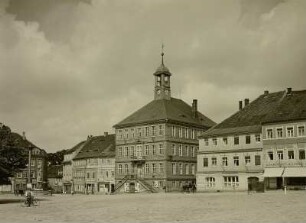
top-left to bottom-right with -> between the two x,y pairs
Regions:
113,54 -> 215,193
197,88 -> 306,192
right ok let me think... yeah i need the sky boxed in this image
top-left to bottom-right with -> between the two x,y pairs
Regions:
0,0 -> 305,152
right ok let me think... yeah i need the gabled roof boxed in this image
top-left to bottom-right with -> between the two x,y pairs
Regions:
73,134 -> 115,160
114,97 -> 215,128
65,141 -> 86,154
202,90 -> 306,137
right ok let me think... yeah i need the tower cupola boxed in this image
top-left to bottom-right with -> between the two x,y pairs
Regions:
153,46 -> 171,100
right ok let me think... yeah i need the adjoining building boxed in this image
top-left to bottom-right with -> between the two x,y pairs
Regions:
113,52 -> 215,193
72,133 -> 116,194
47,164 -> 63,193
62,141 -> 86,194
13,146 -> 47,192
197,88 -> 306,192
262,88 -> 306,190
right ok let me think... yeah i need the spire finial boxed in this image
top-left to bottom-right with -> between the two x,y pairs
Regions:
161,43 -> 164,65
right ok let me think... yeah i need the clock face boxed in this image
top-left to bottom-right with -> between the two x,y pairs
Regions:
165,90 -> 169,95
157,90 -> 161,95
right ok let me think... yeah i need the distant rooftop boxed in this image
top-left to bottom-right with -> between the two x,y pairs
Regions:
73,134 -> 115,160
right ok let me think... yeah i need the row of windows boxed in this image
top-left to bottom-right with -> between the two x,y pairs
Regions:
267,149 -> 305,161
16,171 -> 40,178
205,176 -> 239,188
204,135 -> 261,146
171,126 -> 200,139
171,144 -> 197,157
117,125 -> 164,139
203,155 -> 261,167
117,163 -> 164,174
266,126 -> 305,139
118,144 -> 164,157
73,171 -> 85,178
172,163 -> 196,175
118,144 -> 198,158
117,126 -> 202,140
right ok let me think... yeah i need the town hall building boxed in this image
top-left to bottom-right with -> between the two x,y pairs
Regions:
113,51 -> 215,193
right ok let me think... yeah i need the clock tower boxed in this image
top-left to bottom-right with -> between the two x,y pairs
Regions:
153,49 -> 172,100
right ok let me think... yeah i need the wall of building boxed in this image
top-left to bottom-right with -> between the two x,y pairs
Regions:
115,123 -> 203,192
197,133 -> 263,192
262,121 -> 306,167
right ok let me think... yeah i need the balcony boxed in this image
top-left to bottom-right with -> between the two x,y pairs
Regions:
130,155 -> 146,164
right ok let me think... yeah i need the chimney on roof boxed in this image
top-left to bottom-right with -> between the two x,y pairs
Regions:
287,87 -> 292,95
264,90 -> 269,95
239,101 -> 243,110
22,131 -> 26,140
244,98 -> 249,107
192,99 -> 198,118
104,132 -> 108,137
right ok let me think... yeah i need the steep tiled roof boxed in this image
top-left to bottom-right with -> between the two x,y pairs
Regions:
65,141 -> 86,154
73,134 -> 115,160
202,90 -> 306,137
114,98 -> 216,128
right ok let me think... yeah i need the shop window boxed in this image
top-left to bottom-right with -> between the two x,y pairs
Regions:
224,176 -> 239,187
206,177 -> 216,187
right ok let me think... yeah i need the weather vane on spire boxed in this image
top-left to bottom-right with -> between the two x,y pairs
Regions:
161,43 -> 165,65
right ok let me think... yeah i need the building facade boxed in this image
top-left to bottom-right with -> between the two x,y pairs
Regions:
197,88 -> 306,192
114,53 -> 215,193
47,165 -> 63,193
72,133 -> 116,194
262,89 -> 306,190
14,147 -> 47,192
62,141 -> 86,194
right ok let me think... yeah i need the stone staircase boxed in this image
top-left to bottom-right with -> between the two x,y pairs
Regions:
112,175 -> 158,194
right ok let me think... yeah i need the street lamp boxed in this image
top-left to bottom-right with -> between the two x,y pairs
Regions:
23,132 -> 33,190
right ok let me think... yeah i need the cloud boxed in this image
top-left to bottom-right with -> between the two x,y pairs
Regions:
0,0 -> 305,152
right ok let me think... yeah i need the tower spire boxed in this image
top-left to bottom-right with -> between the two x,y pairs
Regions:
161,43 -> 164,65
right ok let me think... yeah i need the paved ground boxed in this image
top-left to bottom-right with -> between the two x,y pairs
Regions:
0,191 -> 305,223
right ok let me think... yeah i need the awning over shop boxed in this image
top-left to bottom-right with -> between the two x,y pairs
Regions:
263,168 -> 284,177
282,167 -> 306,177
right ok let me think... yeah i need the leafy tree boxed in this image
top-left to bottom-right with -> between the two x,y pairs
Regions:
0,146 -> 27,184
46,150 -> 66,166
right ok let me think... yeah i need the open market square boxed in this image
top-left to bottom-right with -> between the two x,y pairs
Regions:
1,191 -> 306,223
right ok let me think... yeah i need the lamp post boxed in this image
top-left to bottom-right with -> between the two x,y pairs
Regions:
23,132 -> 32,190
